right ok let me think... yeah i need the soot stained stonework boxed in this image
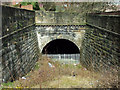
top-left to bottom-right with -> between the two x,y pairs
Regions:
81,12 -> 120,73
1,6 -> 39,83
2,25 -> 39,82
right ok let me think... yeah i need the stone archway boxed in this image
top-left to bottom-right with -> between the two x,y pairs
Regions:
41,39 -> 80,64
42,39 -> 80,54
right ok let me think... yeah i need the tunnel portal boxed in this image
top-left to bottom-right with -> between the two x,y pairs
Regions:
42,39 -> 80,54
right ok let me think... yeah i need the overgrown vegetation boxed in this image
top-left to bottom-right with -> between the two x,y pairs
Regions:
41,2 -> 117,12
12,2 -> 117,12
20,2 -> 40,10
1,56 -> 119,88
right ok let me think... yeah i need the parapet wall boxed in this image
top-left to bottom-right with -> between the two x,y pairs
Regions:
81,12 -> 120,73
35,11 -> 85,25
2,5 -> 35,37
86,11 -> 120,34
1,6 -> 39,83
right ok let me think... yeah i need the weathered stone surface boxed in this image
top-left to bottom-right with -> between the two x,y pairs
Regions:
2,6 -> 35,37
36,25 -> 85,53
86,11 -> 120,34
35,11 -> 85,25
81,12 -> 120,73
1,6 -> 39,83
2,25 -> 39,83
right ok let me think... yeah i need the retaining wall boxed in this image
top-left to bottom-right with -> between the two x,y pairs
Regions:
1,6 -> 39,83
81,12 -> 120,73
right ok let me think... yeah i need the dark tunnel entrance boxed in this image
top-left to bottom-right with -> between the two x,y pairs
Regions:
42,39 -> 80,54
42,39 -> 80,64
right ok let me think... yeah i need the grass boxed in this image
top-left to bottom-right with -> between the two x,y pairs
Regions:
1,82 -> 13,87
37,75 -> 99,88
1,56 -> 119,88
0,82 -> 14,89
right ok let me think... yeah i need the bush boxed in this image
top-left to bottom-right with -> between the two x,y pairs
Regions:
20,2 -> 40,10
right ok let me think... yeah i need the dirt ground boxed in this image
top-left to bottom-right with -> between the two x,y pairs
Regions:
1,56 -> 119,89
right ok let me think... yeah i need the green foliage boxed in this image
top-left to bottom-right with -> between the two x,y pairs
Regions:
20,2 -> 40,10
42,2 -> 56,11
42,2 -> 116,12
35,62 -> 40,70
20,2 -> 28,6
39,7 -> 45,11
13,4 -> 20,7
76,64 -> 82,69
32,2 -> 40,10
56,5 -> 65,12
1,82 -> 13,87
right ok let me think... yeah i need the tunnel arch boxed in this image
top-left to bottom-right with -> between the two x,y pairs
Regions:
42,39 -> 80,54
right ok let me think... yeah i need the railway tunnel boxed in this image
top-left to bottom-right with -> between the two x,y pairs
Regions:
42,39 -> 80,64
1,5 -> 119,84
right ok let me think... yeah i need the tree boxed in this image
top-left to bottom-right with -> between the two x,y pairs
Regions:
62,2 -> 117,13
20,2 -> 40,10
40,2 -> 117,12
42,2 -> 56,11
32,2 -> 40,10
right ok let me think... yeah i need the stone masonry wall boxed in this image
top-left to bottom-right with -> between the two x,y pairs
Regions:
1,6 -> 39,83
35,11 -> 85,25
36,25 -> 85,53
81,12 -> 120,73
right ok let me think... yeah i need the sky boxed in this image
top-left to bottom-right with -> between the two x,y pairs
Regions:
114,0 -> 120,5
